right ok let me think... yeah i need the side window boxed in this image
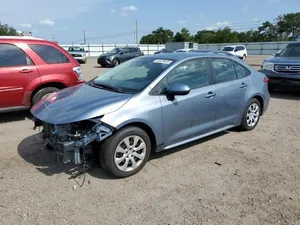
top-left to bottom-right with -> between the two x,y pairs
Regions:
211,58 -> 237,83
122,48 -> 130,54
167,58 -> 210,90
0,44 -> 33,67
149,76 -> 168,95
240,46 -> 245,50
234,61 -> 251,79
28,44 -> 70,64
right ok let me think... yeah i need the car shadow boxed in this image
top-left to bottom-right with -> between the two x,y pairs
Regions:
18,131 -> 230,180
270,89 -> 300,101
0,110 -> 33,124
17,134 -> 116,180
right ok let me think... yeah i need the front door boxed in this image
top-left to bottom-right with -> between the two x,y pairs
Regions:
209,58 -> 250,129
0,43 -> 39,108
159,58 -> 217,148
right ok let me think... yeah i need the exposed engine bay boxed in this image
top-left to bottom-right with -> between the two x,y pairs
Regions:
33,117 -> 113,165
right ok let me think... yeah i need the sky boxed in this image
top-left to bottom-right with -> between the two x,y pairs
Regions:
0,0 -> 299,44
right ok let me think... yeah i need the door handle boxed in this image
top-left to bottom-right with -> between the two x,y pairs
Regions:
240,82 -> 247,88
205,92 -> 216,98
19,68 -> 33,73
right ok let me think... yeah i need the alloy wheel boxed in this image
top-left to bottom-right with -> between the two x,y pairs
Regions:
114,135 -> 146,172
246,103 -> 260,127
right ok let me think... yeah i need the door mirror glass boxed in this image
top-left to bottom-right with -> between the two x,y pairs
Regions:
166,83 -> 190,100
119,51 -> 124,55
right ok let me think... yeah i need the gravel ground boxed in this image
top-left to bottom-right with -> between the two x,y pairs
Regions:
1,56 -> 300,225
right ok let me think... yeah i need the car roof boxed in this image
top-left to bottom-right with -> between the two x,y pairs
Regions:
288,41 -> 300,45
145,52 -> 234,61
0,36 -> 44,40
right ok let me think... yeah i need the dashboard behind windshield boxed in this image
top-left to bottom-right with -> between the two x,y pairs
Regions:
90,57 -> 175,94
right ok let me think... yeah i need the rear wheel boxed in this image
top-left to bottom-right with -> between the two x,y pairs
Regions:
32,87 -> 59,106
239,98 -> 261,131
99,126 -> 151,178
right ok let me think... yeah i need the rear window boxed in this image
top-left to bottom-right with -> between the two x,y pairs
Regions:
222,47 -> 234,51
28,44 -> 70,64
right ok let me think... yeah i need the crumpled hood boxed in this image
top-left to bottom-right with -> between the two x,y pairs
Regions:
264,57 -> 300,64
31,83 -> 133,124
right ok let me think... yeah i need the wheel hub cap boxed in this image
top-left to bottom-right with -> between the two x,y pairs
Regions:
114,135 -> 146,172
246,103 -> 260,127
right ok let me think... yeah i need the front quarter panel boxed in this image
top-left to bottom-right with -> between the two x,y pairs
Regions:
101,88 -> 164,147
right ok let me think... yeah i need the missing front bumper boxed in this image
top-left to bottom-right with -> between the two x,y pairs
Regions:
33,118 -> 113,165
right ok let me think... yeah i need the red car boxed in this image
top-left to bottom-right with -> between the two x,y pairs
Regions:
0,36 -> 85,113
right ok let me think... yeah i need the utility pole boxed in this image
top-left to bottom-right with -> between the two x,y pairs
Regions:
135,20 -> 138,44
52,34 -> 55,41
83,30 -> 86,45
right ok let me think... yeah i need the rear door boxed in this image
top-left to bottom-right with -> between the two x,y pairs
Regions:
209,57 -> 250,129
27,44 -> 77,83
0,43 -> 40,108
119,48 -> 131,62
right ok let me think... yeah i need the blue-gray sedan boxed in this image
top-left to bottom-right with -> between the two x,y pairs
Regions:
31,53 -> 270,178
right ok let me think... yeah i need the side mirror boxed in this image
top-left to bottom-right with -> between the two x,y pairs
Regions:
234,49 -> 238,52
274,52 -> 280,57
120,51 -> 124,55
166,83 -> 190,101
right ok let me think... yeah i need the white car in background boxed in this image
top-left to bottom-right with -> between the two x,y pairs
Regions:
221,45 -> 248,60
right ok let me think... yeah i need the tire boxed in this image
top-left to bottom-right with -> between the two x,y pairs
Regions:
101,64 -> 106,68
242,54 -> 246,60
99,126 -> 151,178
32,87 -> 59,106
112,59 -> 120,67
239,98 -> 261,131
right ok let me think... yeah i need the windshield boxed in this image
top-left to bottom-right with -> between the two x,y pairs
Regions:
279,44 -> 300,57
222,47 -> 234,51
90,57 -> 175,93
68,47 -> 84,52
107,48 -> 121,54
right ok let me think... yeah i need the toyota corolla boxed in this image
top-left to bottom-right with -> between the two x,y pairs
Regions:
31,53 -> 270,178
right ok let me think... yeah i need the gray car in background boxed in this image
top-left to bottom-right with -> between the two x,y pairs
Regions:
31,53 -> 270,178
97,47 -> 144,67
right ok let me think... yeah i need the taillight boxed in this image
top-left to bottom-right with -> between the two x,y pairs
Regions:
73,66 -> 82,80
264,77 -> 269,83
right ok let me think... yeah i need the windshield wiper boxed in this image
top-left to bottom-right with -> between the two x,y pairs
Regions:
91,81 -> 123,93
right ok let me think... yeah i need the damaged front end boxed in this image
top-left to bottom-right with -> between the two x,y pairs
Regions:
33,117 -> 114,165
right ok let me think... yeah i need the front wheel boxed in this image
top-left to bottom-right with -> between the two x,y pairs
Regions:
32,87 -> 59,106
242,54 -> 246,60
239,98 -> 261,131
112,59 -> 120,67
99,127 -> 151,178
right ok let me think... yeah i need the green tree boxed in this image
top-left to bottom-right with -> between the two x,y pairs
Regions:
258,21 -> 278,41
140,27 -> 174,44
0,22 -> 19,36
194,30 -> 216,43
276,12 -> 300,40
173,28 -> 193,42
215,27 -> 239,43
